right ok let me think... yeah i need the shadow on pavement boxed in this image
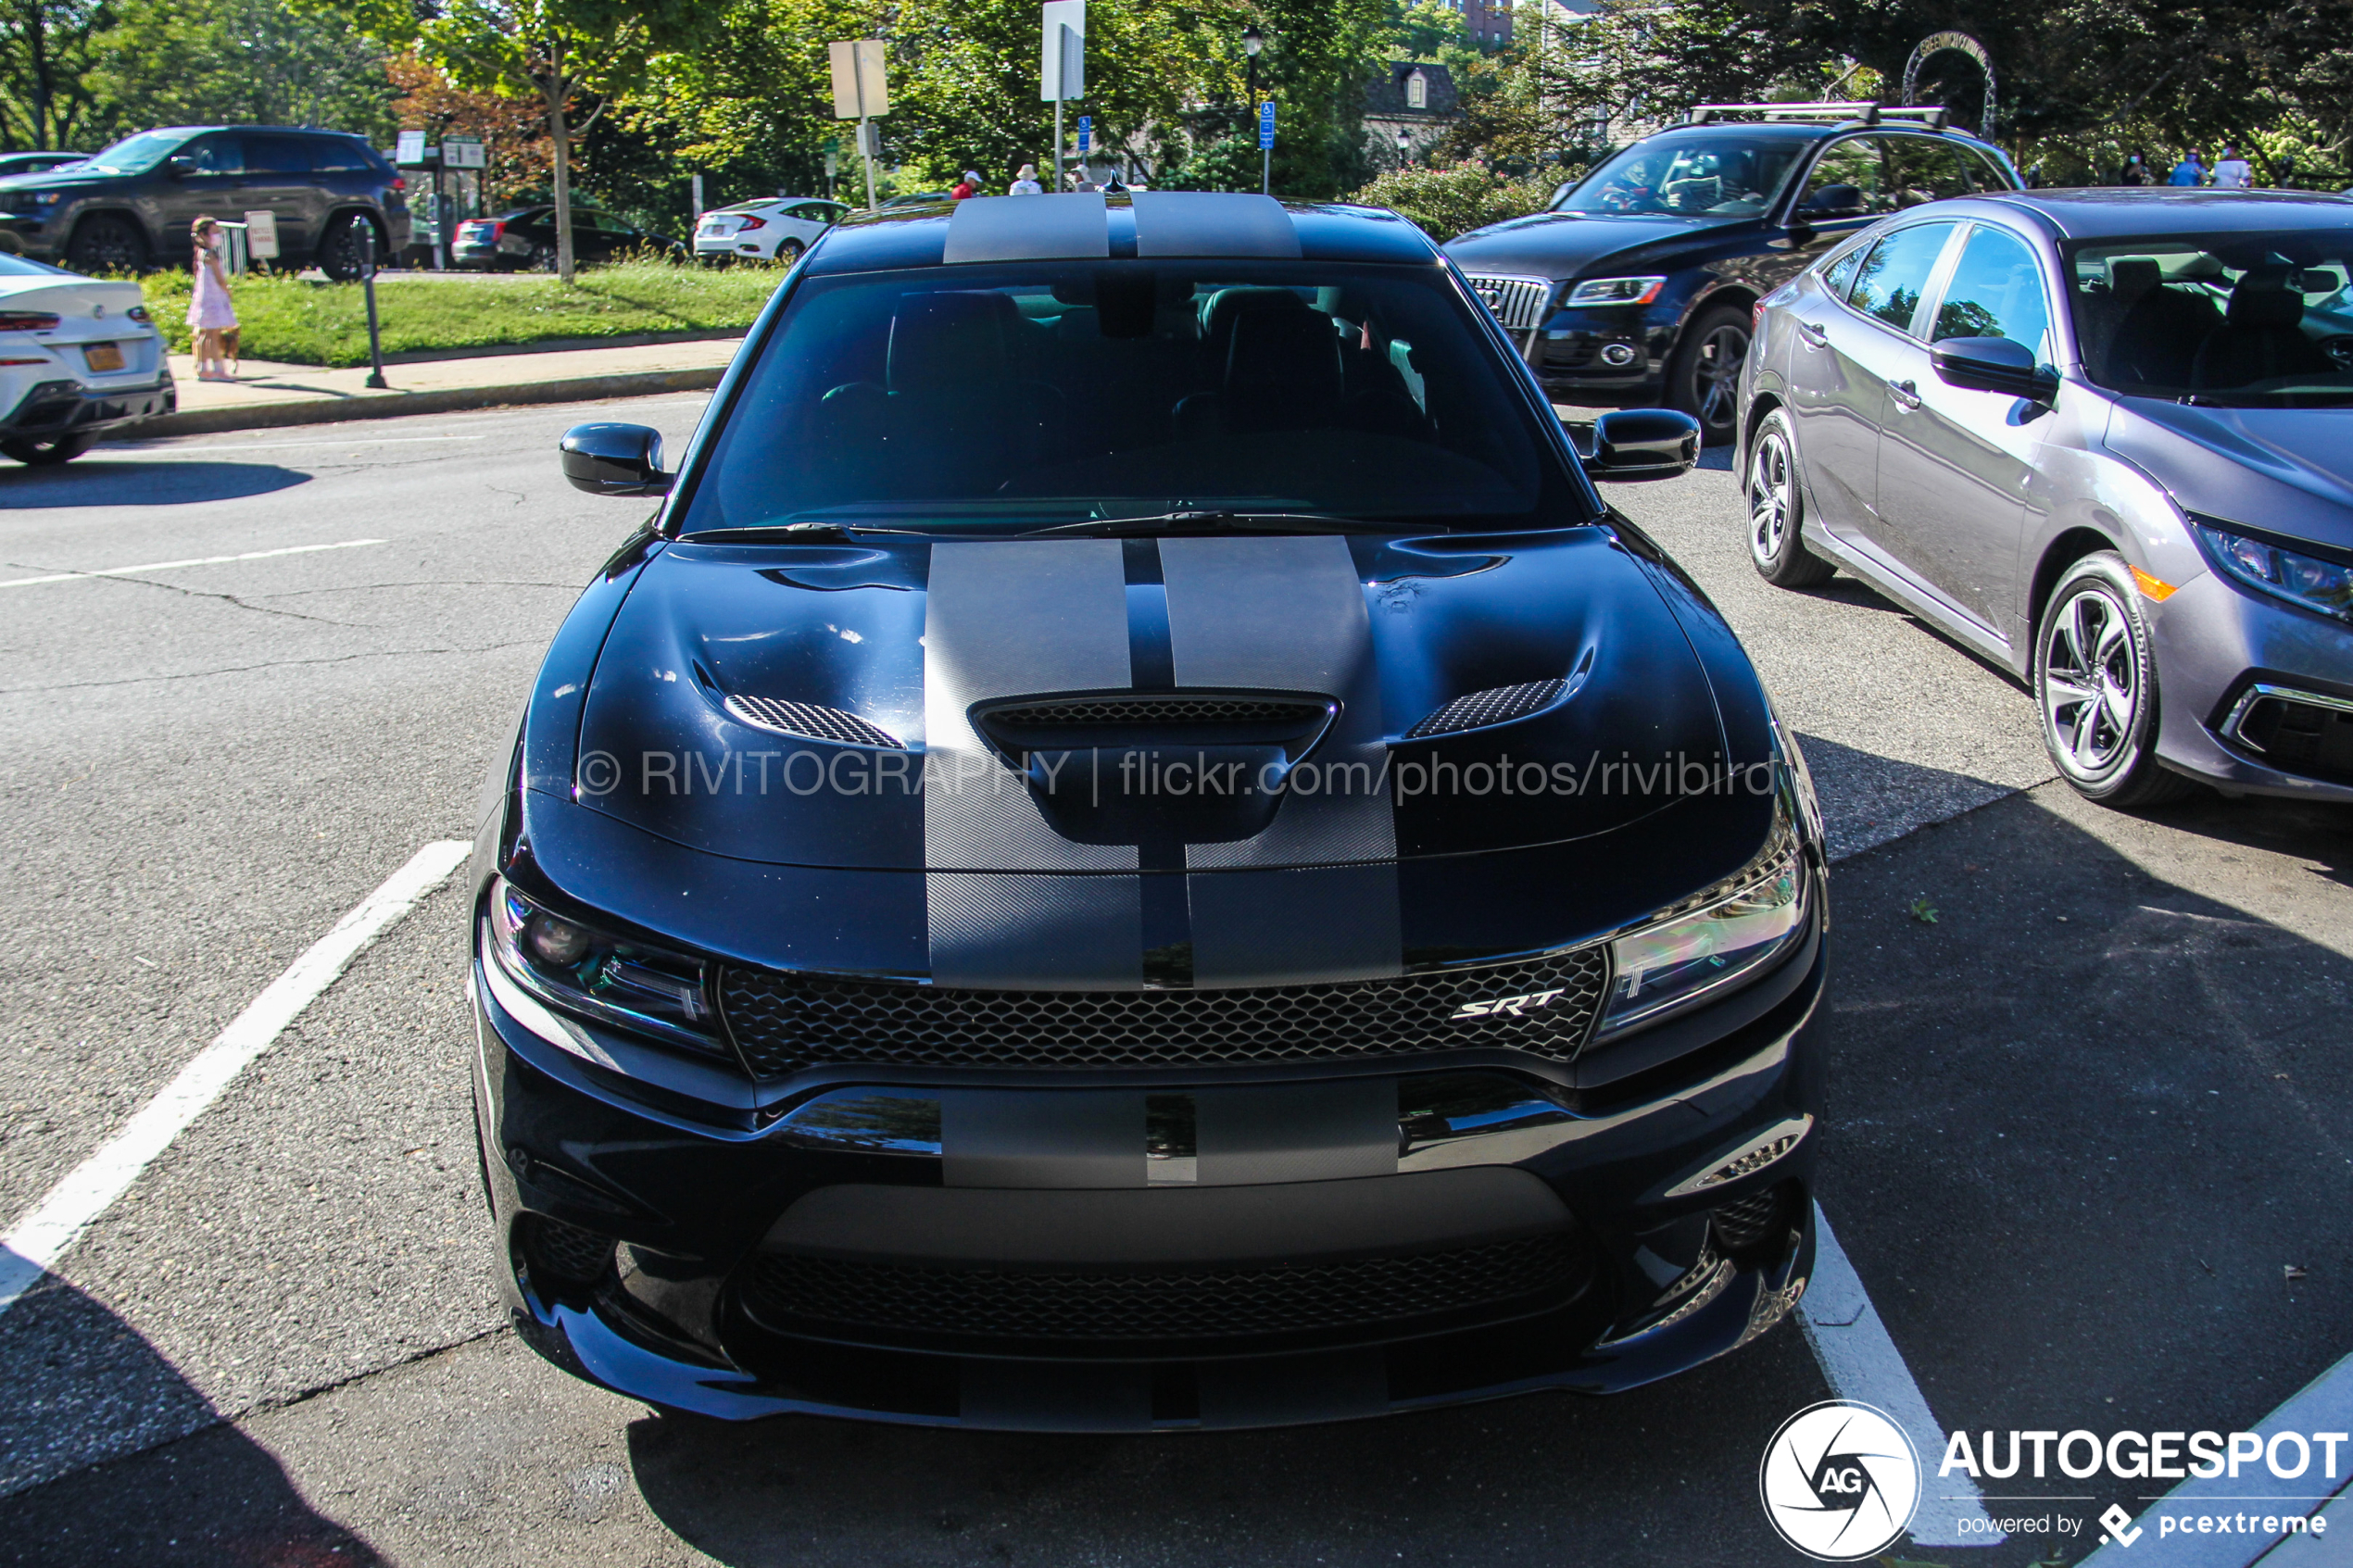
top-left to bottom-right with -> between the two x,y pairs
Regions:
0,460 -> 309,508
0,1274 -> 381,1565
1793,733 -> 2023,859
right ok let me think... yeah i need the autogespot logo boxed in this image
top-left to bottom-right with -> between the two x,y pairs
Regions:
1760,1401 -> 1923,1561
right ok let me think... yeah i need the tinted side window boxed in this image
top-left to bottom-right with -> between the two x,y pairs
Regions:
310,136 -> 372,173
1849,222 -> 1957,333
1882,137 -> 1969,207
245,136 -> 312,176
1822,244 -> 1865,299
184,135 -> 244,175
1795,136 -> 1885,219
1952,144 -> 2014,193
1933,225 -> 2051,356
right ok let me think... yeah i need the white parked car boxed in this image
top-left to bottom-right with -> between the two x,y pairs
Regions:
692,198 -> 849,265
0,253 -> 171,465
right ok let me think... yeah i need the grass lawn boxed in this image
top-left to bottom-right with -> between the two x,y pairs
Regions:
140,258 -> 782,367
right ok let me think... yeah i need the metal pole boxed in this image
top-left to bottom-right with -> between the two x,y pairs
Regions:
360,222 -> 388,391
1054,97 -> 1064,192
860,116 -> 878,211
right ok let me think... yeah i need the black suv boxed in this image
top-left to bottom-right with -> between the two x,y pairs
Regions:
0,125 -> 410,281
1443,104 -> 2020,442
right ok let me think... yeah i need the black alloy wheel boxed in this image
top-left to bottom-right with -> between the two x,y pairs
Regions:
528,242 -> 560,272
316,213 -> 380,282
1,433 -> 97,465
777,238 -> 804,265
1671,303 -> 1751,446
2034,551 -> 2197,807
1744,409 -> 1834,588
65,215 -> 148,275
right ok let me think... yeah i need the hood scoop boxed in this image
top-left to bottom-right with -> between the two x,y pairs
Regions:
724,695 -> 905,749
971,690 -> 1337,846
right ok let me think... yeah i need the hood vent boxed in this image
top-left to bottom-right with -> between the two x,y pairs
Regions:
724,695 -> 904,749
985,694 -> 1330,736
1407,678 -> 1567,738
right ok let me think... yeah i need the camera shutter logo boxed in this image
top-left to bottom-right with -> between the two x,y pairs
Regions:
1758,1400 -> 1921,1561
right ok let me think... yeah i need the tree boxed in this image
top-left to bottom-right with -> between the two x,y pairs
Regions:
338,0 -> 707,281
0,0 -> 109,150
88,0 -> 395,139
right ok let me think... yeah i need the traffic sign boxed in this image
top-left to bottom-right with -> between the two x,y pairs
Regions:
1258,101 -> 1276,150
443,135 -> 485,170
1040,1 -> 1086,101
395,130 -> 425,165
828,40 -> 887,119
1076,115 -> 1091,154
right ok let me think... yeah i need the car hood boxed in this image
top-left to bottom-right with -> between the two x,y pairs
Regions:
1442,211 -> 1726,281
2103,398 -> 2353,553
571,529 -> 1747,874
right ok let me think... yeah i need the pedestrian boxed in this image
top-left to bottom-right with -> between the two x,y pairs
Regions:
950,169 -> 982,200
1066,166 -> 1098,193
186,215 -> 238,383
1009,163 -> 1044,195
2119,151 -> 2154,186
2168,149 -> 2206,186
2211,144 -> 2253,189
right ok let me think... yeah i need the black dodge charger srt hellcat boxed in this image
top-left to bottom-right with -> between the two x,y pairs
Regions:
469,191 -> 1828,1430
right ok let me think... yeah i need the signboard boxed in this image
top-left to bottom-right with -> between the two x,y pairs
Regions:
395,130 -> 425,165
1076,114 -> 1091,154
242,209 -> 280,259
828,40 -> 887,119
856,121 -> 882,159
1040,0 -> 1086,101
442,135 -> 485,170
1258,101 -> 1277,150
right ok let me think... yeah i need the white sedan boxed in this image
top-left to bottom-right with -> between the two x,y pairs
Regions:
0,253 -> 172,465
692,198 -> 849,266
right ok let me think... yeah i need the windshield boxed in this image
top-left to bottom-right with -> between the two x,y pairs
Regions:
77,129 -> 195,177
1553,136 -> 1806,220
2067,230 -> 2353,407
679,259 -> 1579,534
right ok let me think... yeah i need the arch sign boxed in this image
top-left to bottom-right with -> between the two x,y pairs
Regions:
1901,31 -> 1996,139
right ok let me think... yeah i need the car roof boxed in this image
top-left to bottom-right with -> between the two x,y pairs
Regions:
807,191 -> 1438,275
1637,119 -> 2010,157
142,125 -> 366,139
1971,187 -> 2353,239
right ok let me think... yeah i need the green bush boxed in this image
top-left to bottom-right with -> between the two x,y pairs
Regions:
137,257 -> 783,368
1345,163 -> 1554,243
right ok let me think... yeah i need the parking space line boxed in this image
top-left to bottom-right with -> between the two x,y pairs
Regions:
0,538 -> 385,589
0,840 -> 471,1319
1802,1202 -> 2005,1548
100,435 -> 490,455
2079,1348 -> 2353,1566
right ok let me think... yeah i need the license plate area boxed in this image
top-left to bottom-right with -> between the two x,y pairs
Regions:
82,342 -> 125,372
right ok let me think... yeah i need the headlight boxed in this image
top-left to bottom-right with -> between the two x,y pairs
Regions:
23,191 -> 60,207
2193,522 -> 2353,624
1567,275 -> 1667,307
1594,804 -> 1808,1041
484,879 -> 730,1059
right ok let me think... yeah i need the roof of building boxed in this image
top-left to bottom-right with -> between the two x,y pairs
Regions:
1365,61 -> 1459,119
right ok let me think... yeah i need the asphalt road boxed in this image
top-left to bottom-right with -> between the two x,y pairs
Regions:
0,401 -> 2345,1566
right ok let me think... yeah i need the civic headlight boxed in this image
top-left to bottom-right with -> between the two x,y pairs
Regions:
1594,805 -> 1808,1041
484,878 -> 729,1059
2193,522 -> 2353,623
1567,275 -> 1667,307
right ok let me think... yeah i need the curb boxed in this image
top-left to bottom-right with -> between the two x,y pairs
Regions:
129,365 -> 728,441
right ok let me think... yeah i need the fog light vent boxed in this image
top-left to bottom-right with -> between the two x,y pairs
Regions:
1710,1185 -> 1794,1253
1599,342 -> 1640,368
521,1214 -> 615,1286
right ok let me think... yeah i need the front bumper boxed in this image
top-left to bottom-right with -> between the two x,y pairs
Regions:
472,916 -> 1826,1432
2,370 -> 174,440
2150,572 -> 2353,802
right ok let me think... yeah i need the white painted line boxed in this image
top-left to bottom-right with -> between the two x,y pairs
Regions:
0,840 -> 471,1318
2079,1347 -> 2353,1566
1801,1202 -> 2003,1548
0,538 -> 385,589
103,434 -> 489,454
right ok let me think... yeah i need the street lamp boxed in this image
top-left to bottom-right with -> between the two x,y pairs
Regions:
1396,126 -> 1413,168
1241,23 -> 1264,99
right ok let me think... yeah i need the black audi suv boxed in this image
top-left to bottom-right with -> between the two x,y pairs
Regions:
1444,103 -> 2020,443
471,191 -> 1827,1430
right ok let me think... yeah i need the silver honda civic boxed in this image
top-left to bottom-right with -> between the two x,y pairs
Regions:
1737,188 -> 2353,805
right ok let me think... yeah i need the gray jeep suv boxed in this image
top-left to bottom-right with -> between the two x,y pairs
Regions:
0,125 -> 410,280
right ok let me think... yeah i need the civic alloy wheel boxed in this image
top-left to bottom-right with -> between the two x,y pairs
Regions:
2033,551 -> 2196,806
1744,410 -> 1833,587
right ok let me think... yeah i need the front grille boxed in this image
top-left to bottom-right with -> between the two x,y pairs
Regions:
718,946 -> 1606,1076
743,1234 -> 1586,1348
2227,689 -> 2353,784
988,696 -> 1327,729
1710,1185 -> 1793,1252
1465,273 -> 1554,332
724,695 -> 902,749
1407,678 -> 1567,737
519,1214 -> 613,1286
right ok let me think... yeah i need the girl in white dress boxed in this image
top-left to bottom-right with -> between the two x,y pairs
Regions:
187,216 -> 238,382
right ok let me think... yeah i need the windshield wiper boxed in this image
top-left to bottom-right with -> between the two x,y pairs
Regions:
1021,510 -> 1375,538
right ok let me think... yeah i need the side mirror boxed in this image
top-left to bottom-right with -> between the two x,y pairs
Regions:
1930,336 -> 2057,402
165,156 -> 196,179
560,422 -> 672,496
1587,408 -> 1701,482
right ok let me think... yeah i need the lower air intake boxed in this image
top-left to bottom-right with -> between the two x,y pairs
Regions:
1407,678 -> 1567,738
724,695 -> 902,749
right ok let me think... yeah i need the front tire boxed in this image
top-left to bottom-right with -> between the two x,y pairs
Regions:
316,213 -> 381,282
2,433 -> 97,465
2034,551 -> 2198,806
776,239 -> 804,265
1745,409 -> 1835,588
1669,303 -> 1750,446
66,215 -> 148,274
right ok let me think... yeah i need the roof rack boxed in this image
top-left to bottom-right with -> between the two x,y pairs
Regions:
1683,102 -> 1951,131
